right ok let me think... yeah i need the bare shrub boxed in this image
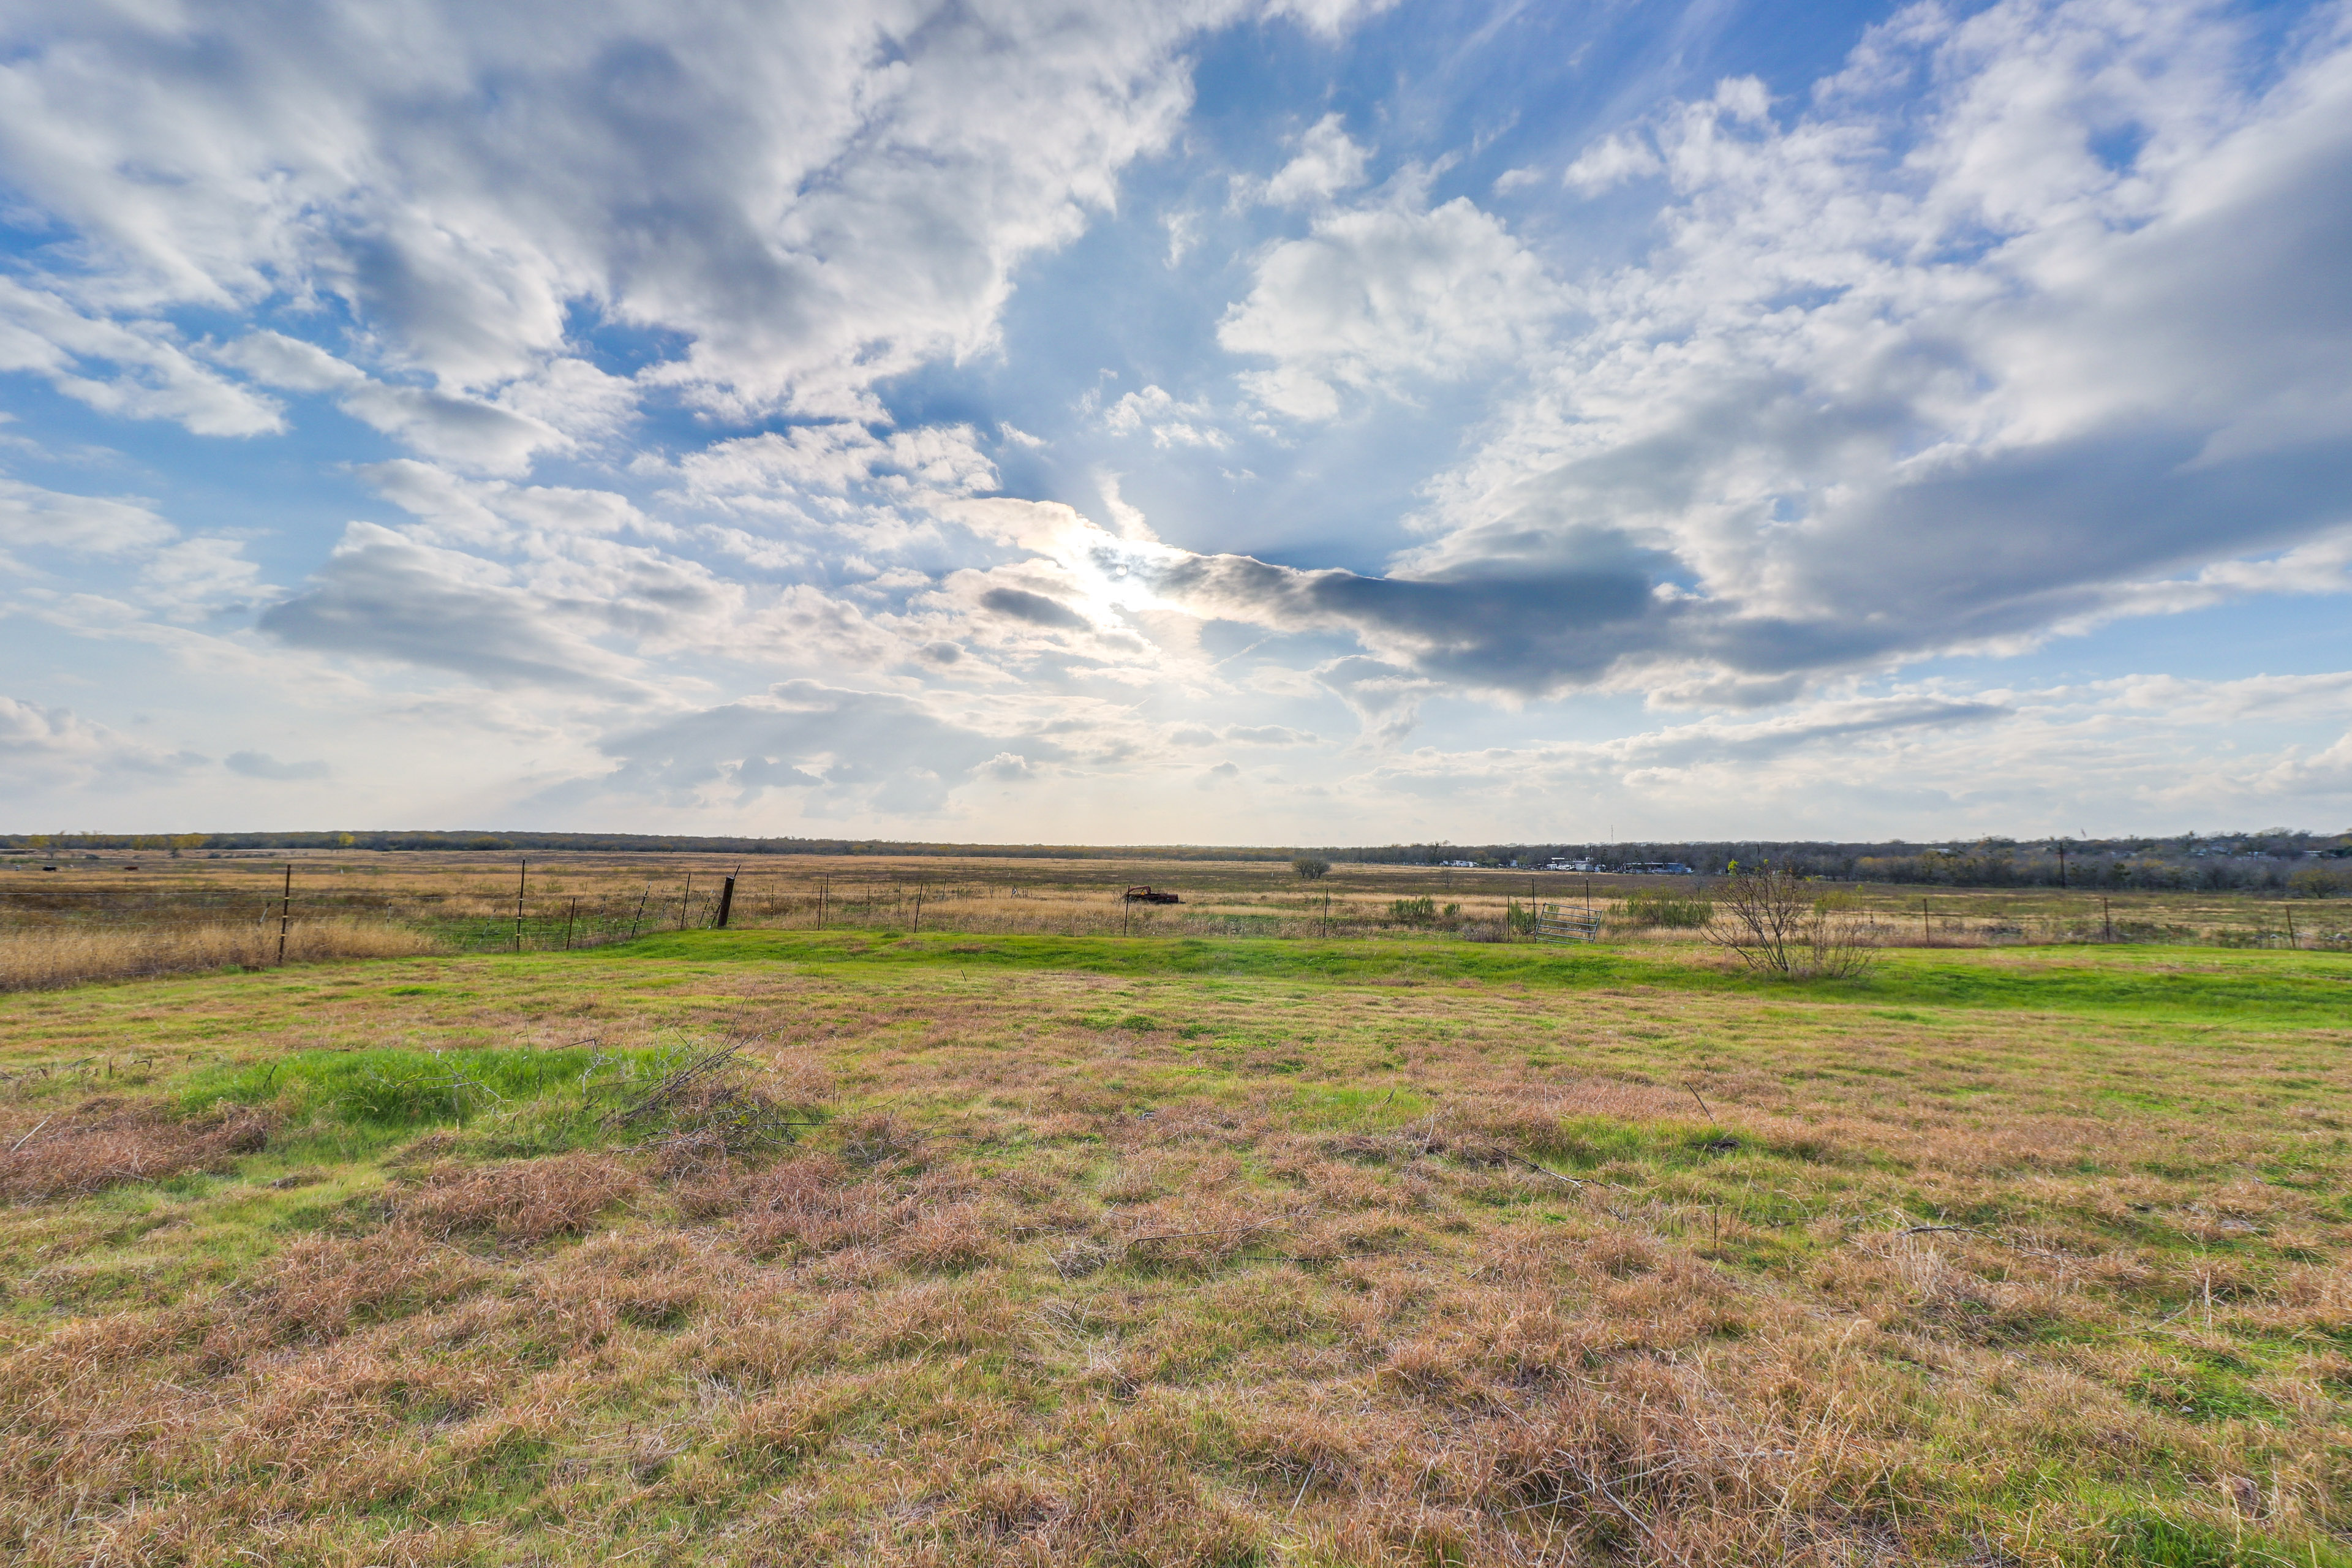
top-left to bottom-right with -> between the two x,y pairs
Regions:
0,1102 -> 269,1201
1705,862 -> 1875,979
397,1153 -> 639,1241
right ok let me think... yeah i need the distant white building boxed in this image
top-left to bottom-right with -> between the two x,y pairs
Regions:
1438,859 -> 1476,868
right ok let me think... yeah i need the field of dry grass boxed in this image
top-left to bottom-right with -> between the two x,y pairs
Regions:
0,918 -> 445,992
0,927 -> 2345,1566
4,850 -> 2342,993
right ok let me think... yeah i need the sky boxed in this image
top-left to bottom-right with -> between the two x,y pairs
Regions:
2,0 -> 2350,844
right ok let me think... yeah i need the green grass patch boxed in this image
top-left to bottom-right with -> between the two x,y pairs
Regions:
182,1044 -> 691,1129
606,930 -> 2352,1019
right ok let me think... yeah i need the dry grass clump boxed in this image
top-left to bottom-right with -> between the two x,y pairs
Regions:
254,1228 -> 495,1342
395,1152 -> 641,1241
0,917 -> 442,991
0,1099 -> 268,1200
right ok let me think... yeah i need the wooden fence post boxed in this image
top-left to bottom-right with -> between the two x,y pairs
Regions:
514,860 -> 527,952
277,863 -> 292,964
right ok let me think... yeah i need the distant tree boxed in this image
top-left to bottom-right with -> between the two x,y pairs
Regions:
1292,857 -> 1330,881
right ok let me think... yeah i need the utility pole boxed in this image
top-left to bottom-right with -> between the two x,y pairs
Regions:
2055,840 -> 2067,889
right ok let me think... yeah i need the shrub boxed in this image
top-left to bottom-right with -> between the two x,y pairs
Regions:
1619,891 -> 1714,929
1705,862 -> 1874,978
1389,896 -> 1438,925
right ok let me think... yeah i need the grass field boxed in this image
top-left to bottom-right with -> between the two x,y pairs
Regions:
5,848 -> 2343,992
1,930 -> 2347,1566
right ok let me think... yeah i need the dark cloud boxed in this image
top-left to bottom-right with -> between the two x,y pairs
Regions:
979,586 -> 1090,630
258,529 -> 646,695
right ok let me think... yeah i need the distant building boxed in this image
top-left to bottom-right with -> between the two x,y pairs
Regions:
1438,859 -> 1476,868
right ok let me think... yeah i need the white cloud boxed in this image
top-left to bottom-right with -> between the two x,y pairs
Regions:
0,0 -> 1386,450
1220,187 -> 1562,418
1258,113 -> 1371,206
0,477 -> 173,558
1561,132 -> 1664,195
1374,0 -> 2352,702
0,695 -> 207,791
1102,384 -> 1230,448
219,333 -> 568,475
0,281 -> 282,437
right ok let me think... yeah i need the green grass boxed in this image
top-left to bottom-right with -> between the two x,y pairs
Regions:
0,930 -> 2345,1566
618,927 -> 2352,1018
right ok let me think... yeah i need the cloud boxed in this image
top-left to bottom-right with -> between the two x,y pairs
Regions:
979,586 -> 1091,630
0,0 -> 1388,453
257,522 -> 648,694
1561,132 -> 1664,195
0,695 -> 207,789
0,477 -> 174,557
0,281 -> 283,437
1221,723 -> 1317,745
220,333 -> 567,475
1220,186 -> 1562,418
1257,113 -> 1371,206
662,424 -> 999,505
1101,385 -> 1230,448
139,537 -> 277,620
1370,0 -> 2352,700
225,750 -> 331,781
591,679 -> 1065,815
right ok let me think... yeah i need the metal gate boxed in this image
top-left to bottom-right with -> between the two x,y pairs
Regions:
1534,903 -> 1602,942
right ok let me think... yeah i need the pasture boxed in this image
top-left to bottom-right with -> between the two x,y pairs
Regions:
0,927 -> 2346,1566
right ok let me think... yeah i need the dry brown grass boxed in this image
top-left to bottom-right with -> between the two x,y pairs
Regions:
0,916 -> 442,991
0,1099 -> 269,1200
395,1152 -> 642,1242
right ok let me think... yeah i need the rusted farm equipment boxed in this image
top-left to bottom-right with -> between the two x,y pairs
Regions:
1123,886 -> 1181,904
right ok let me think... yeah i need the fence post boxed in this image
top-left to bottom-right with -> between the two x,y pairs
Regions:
514,860 -> 527,953
911,889 -> 921,935
565,897 -> 578,950
715,876 -> 737,930
680,872 -> 692,930
277,863 -> 292,964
